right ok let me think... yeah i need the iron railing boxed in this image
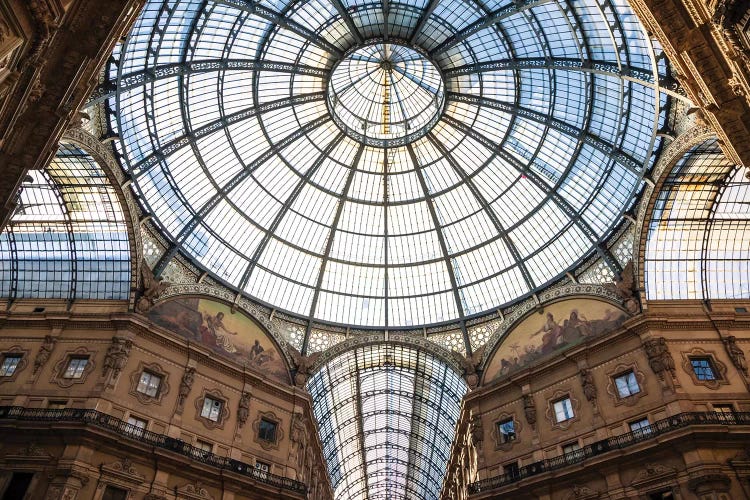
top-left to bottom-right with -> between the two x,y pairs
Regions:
0,406 -> 307,494
470,411 -> 750,494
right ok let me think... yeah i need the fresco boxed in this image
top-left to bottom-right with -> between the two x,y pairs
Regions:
148,297 -> 290,384
483,298 -> 628,383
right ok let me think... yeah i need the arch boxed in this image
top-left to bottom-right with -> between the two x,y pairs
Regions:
632,124 -> 715,294
62,127 -> 144,304
306,342 -> 467,500
643,137 -> 750,301
481,295 -> 628,385
1,140 -> 134,305
147,293 -> 293,385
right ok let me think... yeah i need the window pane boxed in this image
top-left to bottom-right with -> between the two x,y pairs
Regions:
0,355 -> 21,376
690,358 -> 716,380
553,398 -> 573,422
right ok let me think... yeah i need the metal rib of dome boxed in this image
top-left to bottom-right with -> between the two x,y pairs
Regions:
108,0 -> 668,329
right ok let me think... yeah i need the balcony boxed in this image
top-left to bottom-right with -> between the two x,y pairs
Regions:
0,406 -> 307,494
470,411 -> 750,494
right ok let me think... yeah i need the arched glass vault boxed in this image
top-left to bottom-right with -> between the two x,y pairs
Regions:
0,144 -> 131,303
645,138 -> 750,300
103,0 -> 671,334
306,343 -> 467,500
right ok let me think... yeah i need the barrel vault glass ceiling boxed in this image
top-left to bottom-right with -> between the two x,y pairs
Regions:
106,0 -> 669,330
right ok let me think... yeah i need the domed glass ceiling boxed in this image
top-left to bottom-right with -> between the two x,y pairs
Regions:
109,0 -> 668,329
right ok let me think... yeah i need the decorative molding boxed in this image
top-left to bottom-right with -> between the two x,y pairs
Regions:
33,335 -> 57,375
100,456 -> 146,485
490,413 -> 521,452
681,348 -> 729,389
605,363 -> 648,407
175,366 -> 195,415
564,484 -> 600,500
194,388 -> 230,430
128,361 -> 170,405
174,480 -> 214,500
630,463 -> 678,490
252,410 -> 284,451
632,125 -> 716,292
50,347 -> 96,388
0,345 -> 29,384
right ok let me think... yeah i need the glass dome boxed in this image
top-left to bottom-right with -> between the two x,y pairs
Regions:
109,0 -> 668,328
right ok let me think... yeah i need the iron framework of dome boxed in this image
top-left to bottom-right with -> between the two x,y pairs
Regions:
103,0 -> 671,332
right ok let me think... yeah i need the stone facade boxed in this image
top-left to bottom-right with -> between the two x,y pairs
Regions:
442,300 -> 750,499
0,300 -> 333,500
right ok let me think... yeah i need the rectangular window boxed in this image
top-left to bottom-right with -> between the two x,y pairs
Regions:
126,416 -> 147,437
0,354 -> 22,376
690,357 -> 717,381
258,418 -> 278,442
102,485 -> 129,500
201,396 -> 223,422
562,441 -> 582,462
629,418 -> 652,437
553,397 -> 574,423
63,356 -> 89,379
614,370 -> 640,398
136,371 -> 162,397
503,461 -> 519,479
196,440 -> 213,453
497,418 -> 516,444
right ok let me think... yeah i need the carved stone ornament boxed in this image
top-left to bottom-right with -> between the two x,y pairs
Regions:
9,442 -> 52,461
565,484 -> 600,500
103,336 -> 132,381
175,480 -> 215,500
630,463 -> 677,489
579,368 -> 597,403
723,335 -> 748,375
603,260 -> 640,314
0,346 -> 29,384
237,391 -> 251,428
194,388 -> 230,430
51,347 -> 96,388
252,410 -> 284,451
523,394 -> 537,428
33,335 -> 57,374
135,260 -> 169,314
128,361 -> 170,405
688,472 -> 731,495
176,366 -> 195,414
288,346 -> 322,388
642,337 -> 676,380
451,345 -> 485,390
100,456 -> 146,485
289,412 -> 307,480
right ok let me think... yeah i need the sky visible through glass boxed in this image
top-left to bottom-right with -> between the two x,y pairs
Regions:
109,0 -> 668,329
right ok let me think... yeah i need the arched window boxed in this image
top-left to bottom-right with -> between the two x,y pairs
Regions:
0,144 -> 131,301
645,138 -> 750,300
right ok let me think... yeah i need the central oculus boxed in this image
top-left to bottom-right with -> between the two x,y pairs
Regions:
327,43 -> 445,148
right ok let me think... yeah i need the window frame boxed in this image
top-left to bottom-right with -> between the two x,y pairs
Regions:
496,418 -> 516,444
629,417 -> 652,437
681,349 -> 728,389
201,396 -> 224,422
0,354 -> 23,377
136,370 -> 162,397
125,415 -> 148,438
689,356 -> 718,381
194,388 -> 230,430
63,356 -> 90,379
553,397 -> 575,423
614,370 -> 641,398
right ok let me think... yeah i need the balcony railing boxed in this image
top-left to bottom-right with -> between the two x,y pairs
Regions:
0,406 -> 306,494
470,411 -> 750,494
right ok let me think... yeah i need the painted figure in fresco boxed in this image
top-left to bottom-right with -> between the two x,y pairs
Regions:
532,312 -> 563,354
249,340 -> 264,361
202,311 -> 238,353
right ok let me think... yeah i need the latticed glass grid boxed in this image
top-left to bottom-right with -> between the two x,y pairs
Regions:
307,344 -> 467,500
645,138 -> 750,300
106,0 -> 670,330
0,144 -> 131,301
